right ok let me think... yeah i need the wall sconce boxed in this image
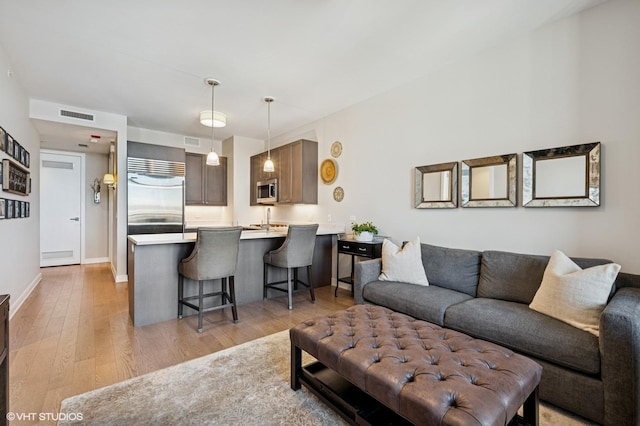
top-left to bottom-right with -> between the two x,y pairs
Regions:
90,178 -> 101,204
103,173 -> 117,189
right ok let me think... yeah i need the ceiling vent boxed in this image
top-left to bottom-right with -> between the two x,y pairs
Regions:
184,136 -> 200,147
59,109 -> 95,122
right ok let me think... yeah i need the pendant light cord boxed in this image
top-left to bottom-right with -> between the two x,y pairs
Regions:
211,82 -> 215,151
267,100 -> 271,160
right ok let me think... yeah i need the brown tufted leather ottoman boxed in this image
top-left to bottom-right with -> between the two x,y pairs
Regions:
290,305 -> 542,425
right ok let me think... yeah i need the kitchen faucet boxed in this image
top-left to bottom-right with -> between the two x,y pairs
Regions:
266,207 -> 271,232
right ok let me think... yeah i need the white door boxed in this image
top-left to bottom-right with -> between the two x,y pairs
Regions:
40,151 -> 82,266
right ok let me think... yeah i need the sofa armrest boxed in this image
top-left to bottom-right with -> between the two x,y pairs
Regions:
600,287 -> 640,426
354,258 -> 382,304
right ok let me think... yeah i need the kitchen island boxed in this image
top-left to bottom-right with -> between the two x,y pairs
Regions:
127,225 -> 342,327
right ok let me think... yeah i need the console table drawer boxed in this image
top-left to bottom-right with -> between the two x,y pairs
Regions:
338,241 -> 377,257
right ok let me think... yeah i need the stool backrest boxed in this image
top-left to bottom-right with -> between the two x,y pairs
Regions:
192,226 -> 242,279
278,224 -> 319,268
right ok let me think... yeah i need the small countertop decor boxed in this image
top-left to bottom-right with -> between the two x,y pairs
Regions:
330,141 -> 342,158
320,158 -> 338,184
333,186 -> 344,202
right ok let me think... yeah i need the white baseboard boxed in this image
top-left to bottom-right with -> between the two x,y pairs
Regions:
110,262 -> 128,283
83,257 -> 110,264
9,272 -> 42,320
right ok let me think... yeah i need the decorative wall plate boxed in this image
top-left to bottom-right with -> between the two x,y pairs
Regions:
333,186 -> 344,202
320,158 -> 338,184
330,141 -> 343,158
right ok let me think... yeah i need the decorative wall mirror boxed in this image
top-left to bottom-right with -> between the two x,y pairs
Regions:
461,153 -> 517,207
522,142 -> 600,207
414,162 -> 458,208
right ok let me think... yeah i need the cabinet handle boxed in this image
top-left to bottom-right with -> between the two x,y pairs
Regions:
341,245 -> 349,249
358,247 -> 367,252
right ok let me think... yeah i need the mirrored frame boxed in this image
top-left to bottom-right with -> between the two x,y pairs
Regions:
522,142 -> 600,207
414,162 -> 458,209
461,153 -> 517,208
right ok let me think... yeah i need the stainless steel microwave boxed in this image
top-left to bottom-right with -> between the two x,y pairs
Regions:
257,179 -> 277,204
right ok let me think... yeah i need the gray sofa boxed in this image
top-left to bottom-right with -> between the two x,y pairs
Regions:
353,243 -> 640,426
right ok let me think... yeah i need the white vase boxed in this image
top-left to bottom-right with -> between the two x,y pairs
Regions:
355,231 -> 373,242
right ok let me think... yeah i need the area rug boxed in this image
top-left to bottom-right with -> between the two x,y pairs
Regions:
59,330 -> 594,425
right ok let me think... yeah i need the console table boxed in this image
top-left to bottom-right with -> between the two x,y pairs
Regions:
335,237 -> 383,297
1,295 -> 8,426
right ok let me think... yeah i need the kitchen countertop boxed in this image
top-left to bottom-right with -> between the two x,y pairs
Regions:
128,223 -> 345,246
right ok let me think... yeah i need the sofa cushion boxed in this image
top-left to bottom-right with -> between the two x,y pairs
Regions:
420,243 -> 481,296
477,250 -> 612,304
444,298 -> 601,375
379,238 -> 429,286
363,281 -> 473,326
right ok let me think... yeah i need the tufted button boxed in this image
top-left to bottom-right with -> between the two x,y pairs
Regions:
372,343 -> 380,349
447,393 -> 458,408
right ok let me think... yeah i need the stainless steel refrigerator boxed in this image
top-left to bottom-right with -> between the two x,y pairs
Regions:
127,157 -> 185,234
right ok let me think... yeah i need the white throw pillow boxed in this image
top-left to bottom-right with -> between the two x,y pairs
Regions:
529,250 -> 620,336
378,237 -> 429,286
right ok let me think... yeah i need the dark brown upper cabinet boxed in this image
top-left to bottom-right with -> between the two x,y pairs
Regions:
185,153 -> 227,206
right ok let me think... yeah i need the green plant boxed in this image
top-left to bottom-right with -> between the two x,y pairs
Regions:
351,221 -> 378,235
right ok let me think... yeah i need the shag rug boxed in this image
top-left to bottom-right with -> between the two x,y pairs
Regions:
59,330 -> 594,425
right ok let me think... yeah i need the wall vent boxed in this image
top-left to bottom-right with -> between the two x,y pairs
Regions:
59,109 -> 95,122
184,136 -> 200,147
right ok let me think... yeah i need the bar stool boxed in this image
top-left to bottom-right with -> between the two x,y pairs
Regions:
178,226 -> 242,332
263,224 -> 319,310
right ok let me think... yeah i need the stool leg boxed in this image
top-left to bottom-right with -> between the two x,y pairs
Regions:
307,265 -> 315,303
197,280 -> 204,333
287,267 -> 293,310
229,275 -> 238,323
178,274 -> 184,319
263,263 -> 268,300
221,277 -> 227,314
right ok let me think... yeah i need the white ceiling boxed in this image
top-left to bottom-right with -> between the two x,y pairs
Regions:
0,0 -> 606,154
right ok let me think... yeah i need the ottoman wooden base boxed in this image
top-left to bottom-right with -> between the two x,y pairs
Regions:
290,305 -> 542,426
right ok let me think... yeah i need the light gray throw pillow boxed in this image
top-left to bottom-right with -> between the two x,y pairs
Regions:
378,237 -> 429,286
529,249 -> 620,336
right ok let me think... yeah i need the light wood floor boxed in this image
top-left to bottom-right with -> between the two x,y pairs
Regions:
9,263 -> 354,425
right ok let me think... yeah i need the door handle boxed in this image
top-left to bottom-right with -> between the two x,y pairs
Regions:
69,217 -> 80,222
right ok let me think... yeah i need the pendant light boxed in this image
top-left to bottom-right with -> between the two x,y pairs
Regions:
263,97 -> 275,173
205,78 -> 221,166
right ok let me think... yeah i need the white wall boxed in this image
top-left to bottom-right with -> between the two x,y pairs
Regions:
0,44 -> 42,315
268,0 -> 640,273
85,153 -> 109,261
223,135 -> 266,226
